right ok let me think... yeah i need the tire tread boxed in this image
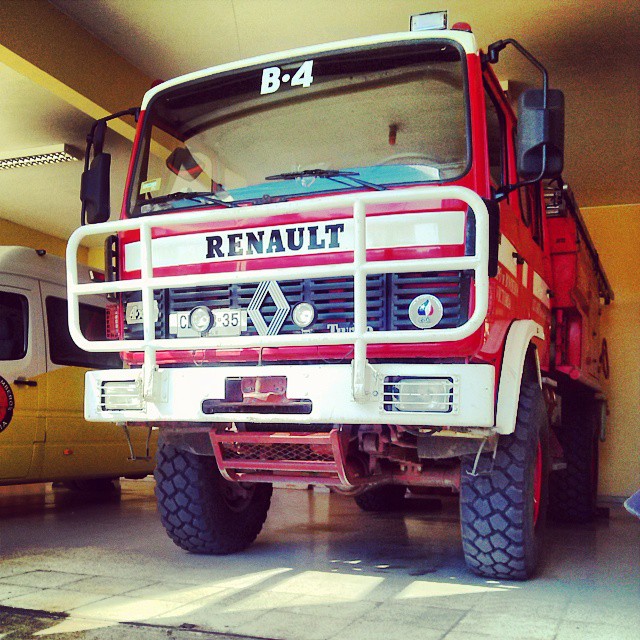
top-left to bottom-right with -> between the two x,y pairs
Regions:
154,444 -> 272,554
460,379 -> 549,580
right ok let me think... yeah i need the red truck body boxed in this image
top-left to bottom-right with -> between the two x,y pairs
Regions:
68,23 -> 612,579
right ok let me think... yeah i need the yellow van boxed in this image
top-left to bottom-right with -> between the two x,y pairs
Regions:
0,246 -> 155,489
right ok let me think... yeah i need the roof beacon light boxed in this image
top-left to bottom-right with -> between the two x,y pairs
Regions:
410,11 -> 447,32
452,22 -> 473,33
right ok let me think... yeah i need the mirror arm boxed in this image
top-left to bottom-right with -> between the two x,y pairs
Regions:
81,107 -> 140,226
484,39 -> 551,202
483,38 -> 549,108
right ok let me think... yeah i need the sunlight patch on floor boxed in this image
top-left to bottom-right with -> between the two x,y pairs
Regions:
33,617 -> 114,636
395,579 -> 518,599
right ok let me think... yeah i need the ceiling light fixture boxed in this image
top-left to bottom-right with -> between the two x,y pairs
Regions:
0,144 -> 83,170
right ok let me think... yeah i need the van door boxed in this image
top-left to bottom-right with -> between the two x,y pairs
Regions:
0,277 -> 45,480
39,282 -> 127,479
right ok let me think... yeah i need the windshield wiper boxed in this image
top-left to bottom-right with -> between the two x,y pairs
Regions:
265,169 -> 387,191
142,191 -> 236,208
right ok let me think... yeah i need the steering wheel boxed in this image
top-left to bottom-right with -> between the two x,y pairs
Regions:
377,153 -> 437,166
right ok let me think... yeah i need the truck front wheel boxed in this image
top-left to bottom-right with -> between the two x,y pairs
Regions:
154,443 -> 272,554
459,373 -> 550,580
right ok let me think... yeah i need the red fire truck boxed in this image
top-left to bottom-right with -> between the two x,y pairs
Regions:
68,14 -> 613,579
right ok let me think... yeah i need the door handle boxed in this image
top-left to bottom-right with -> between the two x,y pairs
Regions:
13,377 -> 37,387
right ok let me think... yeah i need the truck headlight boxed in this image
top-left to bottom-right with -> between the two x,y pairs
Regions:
292,302 -> 315,328
101,381 -> 144,411
385,377 -> 454,413
189,306 -> 213,333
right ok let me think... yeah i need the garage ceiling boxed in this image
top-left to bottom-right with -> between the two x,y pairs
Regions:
0,0 -> 638,243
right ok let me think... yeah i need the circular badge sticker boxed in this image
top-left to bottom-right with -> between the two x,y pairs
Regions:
408,294 -> 444,329
0,376 -> 15,433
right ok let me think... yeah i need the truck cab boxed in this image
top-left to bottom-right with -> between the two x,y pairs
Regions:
67,20 -> 611,579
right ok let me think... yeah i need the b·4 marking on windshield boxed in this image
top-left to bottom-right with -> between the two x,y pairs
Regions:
260,60 -> 314,94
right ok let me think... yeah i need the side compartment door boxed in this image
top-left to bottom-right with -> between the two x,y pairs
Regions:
0,278 -> 45,480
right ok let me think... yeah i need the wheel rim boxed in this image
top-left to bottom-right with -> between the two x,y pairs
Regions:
220,480 -> 255,512
533,441 -> 543,526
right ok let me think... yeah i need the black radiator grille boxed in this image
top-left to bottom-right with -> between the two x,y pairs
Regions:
391,272 -> 469,331
122,271 -> 471,340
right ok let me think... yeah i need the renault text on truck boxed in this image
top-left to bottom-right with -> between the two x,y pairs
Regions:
67,14 -> 613,579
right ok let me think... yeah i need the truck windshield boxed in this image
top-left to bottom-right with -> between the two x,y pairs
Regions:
130,40 -> 469,216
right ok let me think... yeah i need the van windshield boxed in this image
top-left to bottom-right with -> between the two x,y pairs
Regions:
130,40 -> 469,216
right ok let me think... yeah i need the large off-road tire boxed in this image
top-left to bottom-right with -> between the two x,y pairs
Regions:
460,372 -> 550,580
549,393 -> 600,523
154,443 -> 272,554
354,484 -> 406,512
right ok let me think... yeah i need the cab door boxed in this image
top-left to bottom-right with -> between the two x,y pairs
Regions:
0,277 -> 45,481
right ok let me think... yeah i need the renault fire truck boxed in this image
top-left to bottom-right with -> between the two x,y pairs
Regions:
68,14 -> 613,579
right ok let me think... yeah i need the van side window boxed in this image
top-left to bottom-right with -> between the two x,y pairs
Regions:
485,87 -> 505,187
0,292 -> 28,361
45,297 -> 121,369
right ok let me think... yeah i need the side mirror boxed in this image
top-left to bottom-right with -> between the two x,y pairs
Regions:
517,89 -> 564,179
81,152 -> 111,224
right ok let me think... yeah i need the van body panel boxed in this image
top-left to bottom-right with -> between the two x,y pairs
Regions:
0,247 -> 155,485
0,276 -> 46,480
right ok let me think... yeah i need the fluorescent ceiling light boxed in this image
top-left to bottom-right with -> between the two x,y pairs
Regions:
0,144 -> 83,170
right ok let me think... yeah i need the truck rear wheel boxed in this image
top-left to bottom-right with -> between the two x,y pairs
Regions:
460,373 -> 550,580
354,484 -> 406,511
154,443 -> 272,554
549,393 -> 600,523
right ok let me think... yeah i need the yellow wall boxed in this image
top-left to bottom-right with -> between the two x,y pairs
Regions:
87,245 -> 105,270
0,216 -> 88,264
583,203 -> 640,499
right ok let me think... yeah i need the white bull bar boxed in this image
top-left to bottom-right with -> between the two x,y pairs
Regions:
66,186 -> 489,403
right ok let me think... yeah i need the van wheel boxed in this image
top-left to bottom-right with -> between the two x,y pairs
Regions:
154,444 -> 272,554
354,485 -> 406,511
460,374 -> 550,580
61,478 -> 120,493
549,393 -> 600,522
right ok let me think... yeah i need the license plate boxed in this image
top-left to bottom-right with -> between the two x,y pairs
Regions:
211,309 -> 247,336
125,301 -> 159,325
169,308 -> 247,337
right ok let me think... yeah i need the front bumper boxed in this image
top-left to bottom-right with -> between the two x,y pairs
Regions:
85,362 -> 495,428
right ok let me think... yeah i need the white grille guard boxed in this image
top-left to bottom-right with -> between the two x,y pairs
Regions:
67,186 -> 489,402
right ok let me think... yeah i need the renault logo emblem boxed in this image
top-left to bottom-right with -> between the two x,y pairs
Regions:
248,281 -> 290,336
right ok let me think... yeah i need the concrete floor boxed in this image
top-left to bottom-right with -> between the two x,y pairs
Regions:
0,479 -> 638,640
